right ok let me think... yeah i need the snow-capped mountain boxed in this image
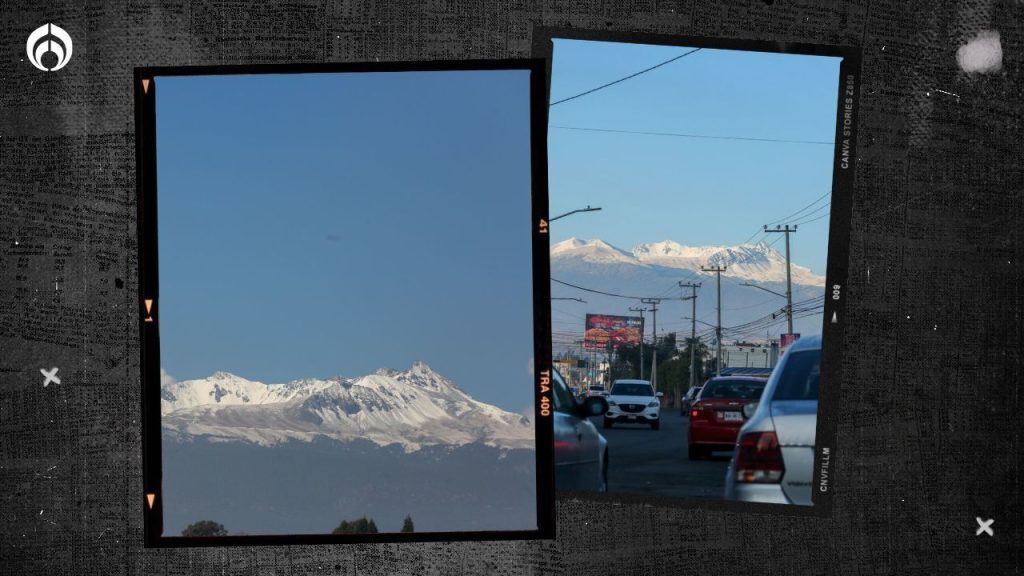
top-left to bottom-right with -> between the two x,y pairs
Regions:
549,238 -> 828,344
550,237 -> 640,265
553,238 -> 824,285
161,362 -> 534,452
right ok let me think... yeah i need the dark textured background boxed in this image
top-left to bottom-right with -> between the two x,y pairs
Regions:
1,1 -> 1021,574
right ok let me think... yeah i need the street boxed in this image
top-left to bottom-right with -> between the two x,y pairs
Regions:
591,410 -> 733,499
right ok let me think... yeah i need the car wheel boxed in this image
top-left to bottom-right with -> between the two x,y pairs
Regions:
688,445 -> 703,460
651,420 -> 660,430
603,418 -> 612,429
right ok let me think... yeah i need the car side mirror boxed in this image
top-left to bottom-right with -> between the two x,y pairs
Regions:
742,402 -> 758,420
580,396 -> 608,417
655,392 -> 664,397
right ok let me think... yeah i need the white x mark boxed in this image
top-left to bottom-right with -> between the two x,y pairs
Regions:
976,517 -> 994,536
40,367 -> 60,387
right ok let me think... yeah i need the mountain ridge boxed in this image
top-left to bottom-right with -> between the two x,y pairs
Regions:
551,237 -> 825,286
161,362 -> 534,452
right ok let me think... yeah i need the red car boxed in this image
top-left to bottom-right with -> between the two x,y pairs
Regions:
688,376 -> 767,460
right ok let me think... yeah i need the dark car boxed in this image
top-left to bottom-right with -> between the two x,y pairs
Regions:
688,376 -> 767,459
680,385 -> 702,415
553,368 -> 610,491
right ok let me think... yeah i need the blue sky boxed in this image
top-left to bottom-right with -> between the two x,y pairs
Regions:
156,70 -> 534,413
549,40 -> 842,275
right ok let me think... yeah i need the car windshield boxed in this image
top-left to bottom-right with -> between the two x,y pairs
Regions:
772,350 -> 820,401
700,379 -> 765,400
610,383 -> 653,397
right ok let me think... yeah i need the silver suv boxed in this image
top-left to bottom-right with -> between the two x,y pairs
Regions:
724,334 -> 821,506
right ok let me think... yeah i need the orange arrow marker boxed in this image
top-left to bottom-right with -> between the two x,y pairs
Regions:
146,493 -> 155,509
142,79 -> 150,94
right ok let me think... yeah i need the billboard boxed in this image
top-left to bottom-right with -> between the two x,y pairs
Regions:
780,333 -> 801,353
584,314 -> 643,350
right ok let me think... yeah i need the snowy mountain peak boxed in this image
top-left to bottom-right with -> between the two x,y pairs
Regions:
550,237 -> 587,255
210,370 -> 243,381
160,363 -> 533,452
633,240 -> 725,261
550,237 -> 638,265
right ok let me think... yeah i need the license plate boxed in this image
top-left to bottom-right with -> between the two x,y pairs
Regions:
627,415 -> 637,420
718,411 -> 743,421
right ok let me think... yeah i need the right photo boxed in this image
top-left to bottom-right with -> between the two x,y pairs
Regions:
545,36 -> 845,507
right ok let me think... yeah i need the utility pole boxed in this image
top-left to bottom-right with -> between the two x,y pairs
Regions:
640,298 -> 661,388
628,306 -> 649,380
640,298 -> 661,348
763,224 -> 797,335
679,282 -> 701,392
606,337 -> 613,387
701,265 -> 726,376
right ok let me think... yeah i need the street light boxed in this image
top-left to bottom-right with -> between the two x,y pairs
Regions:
681,316 -> 718,329
738,282 -> 793,335
738,282 -> 787,299
549,205 -> 602,222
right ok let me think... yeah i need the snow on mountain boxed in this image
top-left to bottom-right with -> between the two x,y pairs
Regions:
551,237 -> 644,266
161,363 -> 534,452
552,237 -> 824,286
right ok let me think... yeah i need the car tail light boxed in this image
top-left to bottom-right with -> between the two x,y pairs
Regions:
691,402 -> 709,419
734,431 -> 784,483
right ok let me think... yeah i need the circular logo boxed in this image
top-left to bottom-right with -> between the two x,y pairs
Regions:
26,23 -> 73,72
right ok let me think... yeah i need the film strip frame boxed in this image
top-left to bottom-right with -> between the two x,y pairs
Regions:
135,58 -> 555,547
533,26 -> 862,518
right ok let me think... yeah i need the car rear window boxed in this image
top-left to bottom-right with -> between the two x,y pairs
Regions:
610,383 -> 653,396
699,379 -> 765,400
772,349 -> 820,401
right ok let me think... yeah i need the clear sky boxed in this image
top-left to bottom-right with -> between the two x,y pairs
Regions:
155,69 -> 534,413
549,39 -> 842,275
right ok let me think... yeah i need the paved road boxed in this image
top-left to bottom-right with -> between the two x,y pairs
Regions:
591,411 -> 733,499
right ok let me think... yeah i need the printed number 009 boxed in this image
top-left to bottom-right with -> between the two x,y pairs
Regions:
831,285 -> 841,300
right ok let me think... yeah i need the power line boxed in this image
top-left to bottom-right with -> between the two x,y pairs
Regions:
788,201 -> 831,225
792,210 -> 831,226
549,48 -> 702,107
739,190 -> 832,246
718,296 -> 825,336
764,191 -> 832,227
551,278 -> 692,301
550,125 -> 834,146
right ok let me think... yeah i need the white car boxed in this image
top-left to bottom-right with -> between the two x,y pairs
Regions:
552,368 -> 610,492
603,379 -> 663,430
724,334 -> 821,506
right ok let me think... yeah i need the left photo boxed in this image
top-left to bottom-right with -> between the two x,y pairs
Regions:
137,62 -> 551,543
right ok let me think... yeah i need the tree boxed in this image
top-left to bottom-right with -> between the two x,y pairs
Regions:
400,515 -> 415,533
677,337 -> 711,389
332,516 -> 379,534
181,520 -> 228,537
